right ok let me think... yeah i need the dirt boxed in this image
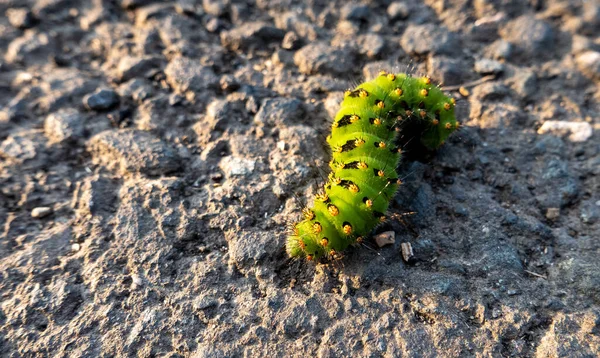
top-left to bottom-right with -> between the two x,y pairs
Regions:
1,0 -> 599,357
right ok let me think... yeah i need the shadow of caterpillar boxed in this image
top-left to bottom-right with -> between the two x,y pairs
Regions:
286,71 -> 459,261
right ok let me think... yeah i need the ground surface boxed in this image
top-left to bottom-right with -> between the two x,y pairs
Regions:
1,0 -> 599,357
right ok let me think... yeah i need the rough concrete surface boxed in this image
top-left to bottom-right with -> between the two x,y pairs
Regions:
1,0 -> 599,357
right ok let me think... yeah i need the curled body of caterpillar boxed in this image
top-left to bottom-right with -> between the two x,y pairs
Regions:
286,71 -> 459,261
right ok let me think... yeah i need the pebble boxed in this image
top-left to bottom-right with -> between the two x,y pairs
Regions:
87,129 -> 182,175
387,2 -> 409,21
575,51 -> 600,80
374,231 -> 395,247
546,208 -> 560,220
44,109 -> 85,143
6,8 -> 37,29
254,97 -> 305,128
120,0 -> 153,9
501,16 -> 555,57
474,59 -> 504,75
219,75 -> 240,92
340,3 -> 370,22
537,121 -> 593,142
131,274 -> 143,287
400,24 -> 460,56
227,230 -> 279,271
281,31 -> 302,50
193,295 -> 217,310
508,70 -> 537,99
203,0 -> 228,17
428,56 -> 469,86
472,82 -> 509,101
0,130 -> 42,162
83,89 -> 120,111
485,39 -> 513,60
118,79 -> 154,102
203,99 -> 246,132
219,156 -> 256,177
357,34 -> 385,58
294,42 -> 357,75
31,207 -> 53,218
6,31 -> 56,65
220,22 -> 285,51
580,201 -> 599,224
205,17 -> 226,33
272,49 -> 295,66
164,57 -> 219,93
117,56 -> 162,82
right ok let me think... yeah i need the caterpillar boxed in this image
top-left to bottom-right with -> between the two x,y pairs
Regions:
286,71 -> 459,261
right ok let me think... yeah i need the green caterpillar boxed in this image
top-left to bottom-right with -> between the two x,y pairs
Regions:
286,71 -> 459,261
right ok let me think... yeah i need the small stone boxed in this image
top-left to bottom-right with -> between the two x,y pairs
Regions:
281,32 -> 302,50
131,274 -> 143,287
6,8 -> 37,29
44,109 -> 85,143
0,130 -> 44,163
254,98 -> 305,128
507,289 -> 520,296
428,56 -> 470,86
474,59 -> 504,75
294,42 -> 357,75
164,57 -> 219,93
357,34 -> 385,58
500,16 -> 555,57
538,121 -> 593,143
202,99 -> 247,133
6,31 -> 56,65
193,295 -> 217,310
387,2 -> 409,21
175,0 -> 199,15
340,3 -> 370,22
219,75 -> 240,92
485,39 -> 513,60
401,24 -> 460,56
220,22 -> 285,51
118,79 -> 154,102
580,201 -> 599,224
374,231 -> 395,248
205,17 -> 226,33
120,0 -> 153,9
219,156 -> 255,177
203,0 -> 228,16
117,56 -> 162,82
87,129 -> 181,175
31,207 -> 53,218
71,243 -> 81,251
508,70 -> 537,99
546,207 -> 560,220
236,216 -> 255,229
226,230 -> 280,272
83,89 -> 120,111
272,49 -> 295,66
472,82 -> 509,101
575,51 -> 600,80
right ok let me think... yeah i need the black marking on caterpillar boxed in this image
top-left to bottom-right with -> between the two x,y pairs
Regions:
287,71 -> 459,261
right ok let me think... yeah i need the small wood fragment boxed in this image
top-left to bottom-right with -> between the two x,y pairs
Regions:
401,242 -> 414,262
